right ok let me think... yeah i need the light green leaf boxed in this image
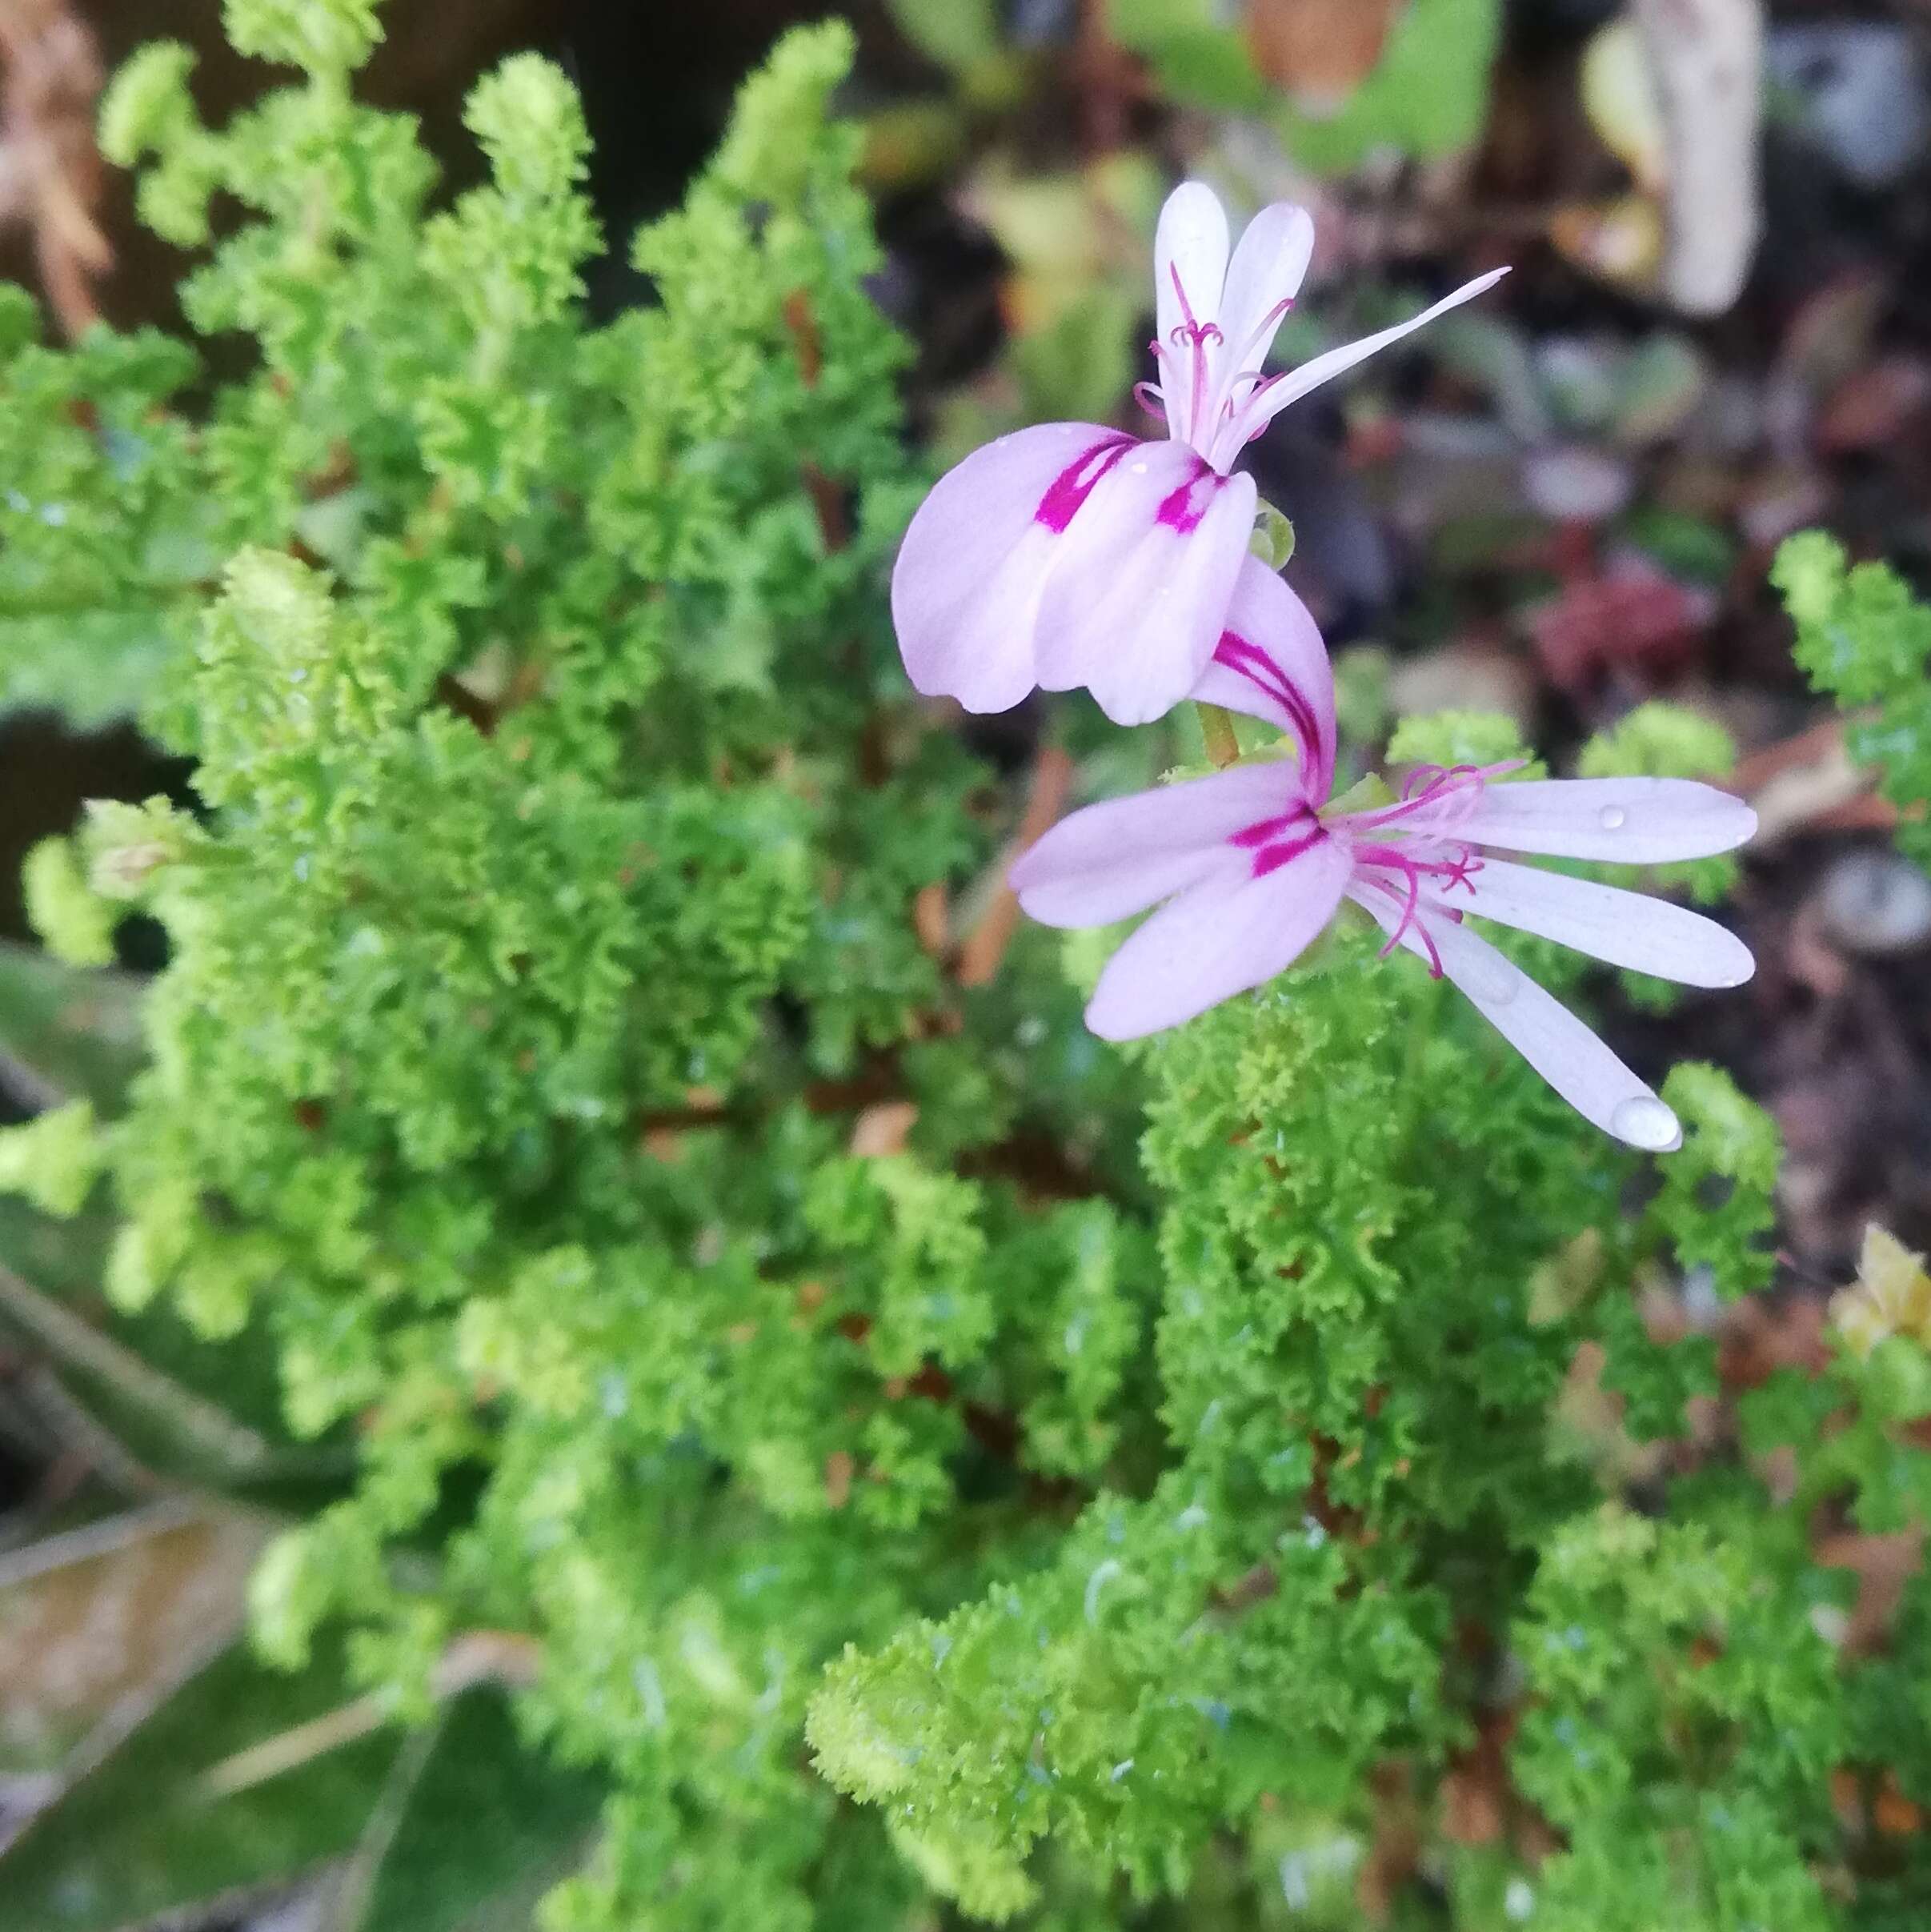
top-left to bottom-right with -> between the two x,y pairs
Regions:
884,0 -> 1000,73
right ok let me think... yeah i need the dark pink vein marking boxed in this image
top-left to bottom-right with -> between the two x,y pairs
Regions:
1034,436 -> 1134,535
1213,632 -> 1324,773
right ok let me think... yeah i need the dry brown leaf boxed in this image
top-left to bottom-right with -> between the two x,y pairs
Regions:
1440,1757 -> 1504,1846
1735,720 -> 1889,849
1875,1775 -> 1925,1838
0,0 -> 109,339
1246,0 -> 1402,111
849,1100 -> 919,1159
0,1501 -> 269,1782
1547,193 -> 1665,293
1717,1293 -> 1830,1393
1814,1530 -> 1924,1654
912,882 -> 950,959
1785,902 -> 1851,1000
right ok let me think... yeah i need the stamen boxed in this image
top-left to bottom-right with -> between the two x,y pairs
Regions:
1229,369 -> 1288,437
1439,846 -> 1483,896
1168,265 -> 1219,447
1133,382 -> 1168,423
1346,763 -> 1508,838
1360,848 -> 1424,959
1200,299 -> 1300,466
1357,861 -> 1446,976
1228,295 -> 1295,376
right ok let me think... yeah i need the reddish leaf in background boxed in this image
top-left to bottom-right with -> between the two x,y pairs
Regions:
1816,355 -> 1931,456
1246,0 -> 1403,110
1527,555 -> 1715,691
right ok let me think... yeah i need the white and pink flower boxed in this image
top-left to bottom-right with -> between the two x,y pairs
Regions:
891,182 -> 1505,726
1008,561 -> 1757,1151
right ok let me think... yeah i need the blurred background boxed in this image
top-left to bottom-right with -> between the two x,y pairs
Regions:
0,0 -> 1928,1925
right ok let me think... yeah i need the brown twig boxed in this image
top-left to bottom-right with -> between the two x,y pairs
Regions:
0,1263 -> 278,1477
955,746 -> 1076,988
198,1629 -> 542,1800
782,288 -> 854,552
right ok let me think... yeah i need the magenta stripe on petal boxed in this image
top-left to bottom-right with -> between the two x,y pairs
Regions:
1034,436 -> 1135,534
1252,828 -> 1328,877
1228,804 -> 1316,850
1213,632 -> 1324,768
1156,459 -> 1217,534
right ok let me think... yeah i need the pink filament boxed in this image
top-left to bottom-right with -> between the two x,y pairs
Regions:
1230,295 -> 1296,375
1356,846 -> 1427,962
1354,843 -> 1484,975
1167,265 -> 1221,446
1346,761 -> 1520,840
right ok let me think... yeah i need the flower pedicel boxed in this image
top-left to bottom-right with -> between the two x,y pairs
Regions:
1008,562 -> 1758,1152
891,182 -> 1505,725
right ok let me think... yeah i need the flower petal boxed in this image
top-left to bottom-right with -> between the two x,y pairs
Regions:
1187,557 -> 1336,798
1011,763 -> 1302,928
1033,452 -> 1258,725
1216,202 -> 1316,375
1461,777 -> 1757,864
1086,833 -> 1351,1040
891,423 -> 1130,713
1358,892 -> 1682,1151
1232,268 -> 1510,443
1457,859 -> 1756,988
1154,181 -> 1232,354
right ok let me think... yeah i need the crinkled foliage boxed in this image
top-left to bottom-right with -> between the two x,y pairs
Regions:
1774,531 -> 1931,876
0,7 -> 1923,1929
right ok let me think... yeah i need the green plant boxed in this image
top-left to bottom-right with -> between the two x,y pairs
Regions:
0,7 -> 1920,1930
1774,531 -> 1931,874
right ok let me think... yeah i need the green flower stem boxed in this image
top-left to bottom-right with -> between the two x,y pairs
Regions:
1197,703 -> 1240,770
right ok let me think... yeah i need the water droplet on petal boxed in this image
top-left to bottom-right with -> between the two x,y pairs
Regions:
1598,805 -> 1628,831
1611,1095 -> 1680,1152
1454,945 -> 1519,1005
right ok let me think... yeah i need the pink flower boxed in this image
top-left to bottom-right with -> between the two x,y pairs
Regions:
892,182 -> 1506,726
1008,562 -> 1757,1151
